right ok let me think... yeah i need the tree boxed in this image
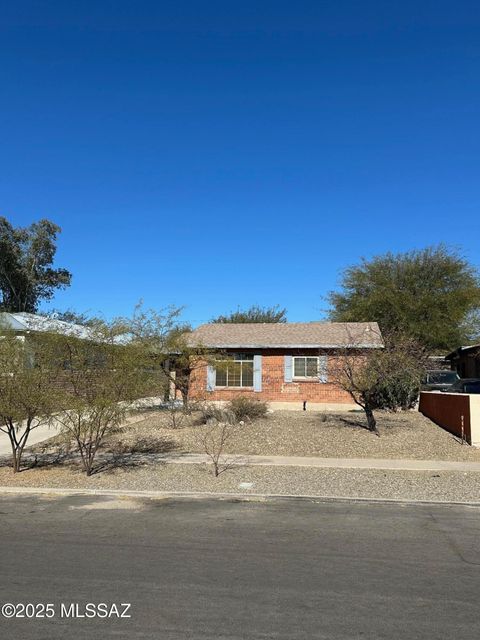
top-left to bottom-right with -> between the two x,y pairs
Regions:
197,419 -> 236,477
330,332 -> 428,434
0,330 -> 61,472
54,323 -> 160,476
211,304 -> 287,324
328,245 -> 480,352
42,309 -> 104,328
0,217 -> 71,313
125,304 -> 215,409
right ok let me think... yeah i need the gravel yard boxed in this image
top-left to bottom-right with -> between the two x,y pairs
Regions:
1,408 -> 479,503
0,462 -> 479,503
98,408 -> 480,461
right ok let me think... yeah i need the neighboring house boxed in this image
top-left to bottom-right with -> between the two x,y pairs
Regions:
0,311 -> 96,340
0,312 -> 108,380
187,321 -> 383,408
446,344 -> 480,378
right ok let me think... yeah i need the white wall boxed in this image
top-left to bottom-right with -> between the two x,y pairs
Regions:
470,395 -> 480,447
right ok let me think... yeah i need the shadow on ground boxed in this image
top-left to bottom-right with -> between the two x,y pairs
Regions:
0,436 -> 177,476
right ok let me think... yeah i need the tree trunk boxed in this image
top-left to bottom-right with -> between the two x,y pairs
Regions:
11,449 -> 20,473
7,427 -> 24,472
364,405 -> 379,435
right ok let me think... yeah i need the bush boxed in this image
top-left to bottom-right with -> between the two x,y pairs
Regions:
200,402 -> 236,425
227,397 -> 268,422
370,373 -> 420,411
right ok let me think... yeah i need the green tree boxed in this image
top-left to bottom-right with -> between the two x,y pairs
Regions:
0,330 -> 62,472
211,304 -> 287,324
54,322 -> 162,476
42,308 -> 105,329
125,304 -> 213,409
0,217 -> 71,312
328,245 -> 480,352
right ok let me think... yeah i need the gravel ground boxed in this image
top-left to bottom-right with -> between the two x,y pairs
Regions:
92,409 -> 480,461
2,408 -> 478,503
0,462 -> 479,503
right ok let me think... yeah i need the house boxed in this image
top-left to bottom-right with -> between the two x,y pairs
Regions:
446,344 -> 480,378
0,311 -> 96,340
0,311 -> 130,375
187,321 -> 383,409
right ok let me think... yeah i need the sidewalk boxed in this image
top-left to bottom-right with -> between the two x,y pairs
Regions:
3,444 -> 480,472
122,452 -> 480,472
0,423 -> 59,456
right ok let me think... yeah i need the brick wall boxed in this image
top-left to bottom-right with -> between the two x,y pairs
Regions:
189,350 -> 354,404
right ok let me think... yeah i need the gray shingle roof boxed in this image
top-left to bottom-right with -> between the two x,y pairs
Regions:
188,322 -> 383,349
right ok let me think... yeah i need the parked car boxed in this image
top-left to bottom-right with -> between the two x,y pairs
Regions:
422,370 -> 459,392
444,378 -> 480,394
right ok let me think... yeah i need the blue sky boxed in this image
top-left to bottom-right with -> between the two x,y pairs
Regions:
1,1 -> 479,325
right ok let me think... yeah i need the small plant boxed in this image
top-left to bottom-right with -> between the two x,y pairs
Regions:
197,421 -> 235,477
200,402 -> 236,425
165,401 -> 188,429
227,397 -> 268,422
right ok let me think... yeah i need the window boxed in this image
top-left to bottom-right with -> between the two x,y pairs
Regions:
215,353 -> 254,387
293,356 -> 319,379
426,371 -> 458,385
464,381 -> 480,394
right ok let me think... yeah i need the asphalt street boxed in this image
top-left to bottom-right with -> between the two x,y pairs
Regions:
0,494 -> 479,639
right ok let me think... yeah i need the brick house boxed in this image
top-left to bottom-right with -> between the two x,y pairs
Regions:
188,322 -> 383,409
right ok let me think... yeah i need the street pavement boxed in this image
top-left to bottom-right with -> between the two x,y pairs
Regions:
0,495 -> 479,639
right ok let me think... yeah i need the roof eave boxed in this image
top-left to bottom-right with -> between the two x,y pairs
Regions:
446,344 -> 480,359
191,343 -> 383,349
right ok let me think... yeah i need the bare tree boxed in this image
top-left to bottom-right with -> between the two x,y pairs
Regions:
165,401 -> 188,429
0,331 -> 61,472
198,421 -> 236,477
329,331 -> 427,435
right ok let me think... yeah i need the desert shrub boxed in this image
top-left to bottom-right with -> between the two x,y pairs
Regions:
227,397 -> 268,422
199,402 -> 236,425
370,372 -> 421,411
164,401 -> 188,428
197,421 -> 236,477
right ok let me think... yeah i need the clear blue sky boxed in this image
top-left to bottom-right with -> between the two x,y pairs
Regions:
1,1 -> 479,325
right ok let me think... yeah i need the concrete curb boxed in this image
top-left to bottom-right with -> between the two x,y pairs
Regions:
0,485 -> 479,507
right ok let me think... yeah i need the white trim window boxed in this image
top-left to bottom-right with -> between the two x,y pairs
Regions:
215,353 -> 254,388
293,356 -> 319,379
